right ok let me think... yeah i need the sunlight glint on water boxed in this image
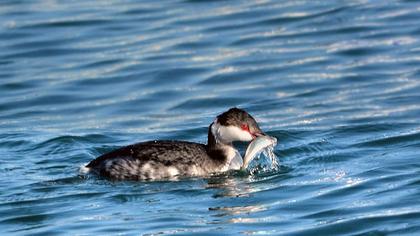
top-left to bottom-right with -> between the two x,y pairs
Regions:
1,0 -> 420,235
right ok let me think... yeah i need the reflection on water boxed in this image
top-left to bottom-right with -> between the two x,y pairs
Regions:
207,177 -> 268,227
207,176 -> 255,198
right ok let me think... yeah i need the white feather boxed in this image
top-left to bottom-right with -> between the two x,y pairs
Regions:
79,163 -> 91,174
228,149 -> 243,170
167,167 -> 180,177
212,119 -> 253,144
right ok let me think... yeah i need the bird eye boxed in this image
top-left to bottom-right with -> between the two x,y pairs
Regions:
241,124 -> 249,131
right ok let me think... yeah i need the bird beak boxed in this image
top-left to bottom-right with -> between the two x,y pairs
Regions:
252,131 -> 267,139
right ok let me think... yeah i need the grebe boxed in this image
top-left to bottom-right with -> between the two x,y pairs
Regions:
85,108 -> 267,180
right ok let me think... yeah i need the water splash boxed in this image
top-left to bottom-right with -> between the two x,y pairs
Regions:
263,145 -> 280,170
246,141 -> 280,175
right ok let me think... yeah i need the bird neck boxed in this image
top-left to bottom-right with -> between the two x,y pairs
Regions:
207,122 -> 232,149
207,122 -> 238,166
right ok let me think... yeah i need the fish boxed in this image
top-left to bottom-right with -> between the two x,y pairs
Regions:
241,135 -> 277,170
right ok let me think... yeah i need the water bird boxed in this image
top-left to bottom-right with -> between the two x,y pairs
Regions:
85,108 -> 268,180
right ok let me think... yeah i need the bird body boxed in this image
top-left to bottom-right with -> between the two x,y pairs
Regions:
86,108 -> 266,180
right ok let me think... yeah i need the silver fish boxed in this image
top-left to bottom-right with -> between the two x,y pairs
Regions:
241,135 -> 277,170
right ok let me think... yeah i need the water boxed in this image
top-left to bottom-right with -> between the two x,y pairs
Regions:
242,135 -> 279,172
1,0 -> 420,235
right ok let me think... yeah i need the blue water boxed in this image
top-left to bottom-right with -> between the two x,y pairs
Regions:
1,0 -> 420,235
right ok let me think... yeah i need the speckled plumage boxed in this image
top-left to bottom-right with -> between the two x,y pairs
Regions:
87,140 -> 227,180
86,108 -> 265,181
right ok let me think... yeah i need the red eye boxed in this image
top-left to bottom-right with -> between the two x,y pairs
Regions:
241,124 -> 249,131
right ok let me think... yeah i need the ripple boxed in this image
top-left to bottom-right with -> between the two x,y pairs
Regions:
23,19 -> 112,29
3,47 -> 97,59
354,130 -> 420,148
1,0 -> 420,234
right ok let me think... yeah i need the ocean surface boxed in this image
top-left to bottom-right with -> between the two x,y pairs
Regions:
1,0 -> 420,235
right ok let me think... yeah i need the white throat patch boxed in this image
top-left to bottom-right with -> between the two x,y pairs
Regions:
211,119 -> 253,144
